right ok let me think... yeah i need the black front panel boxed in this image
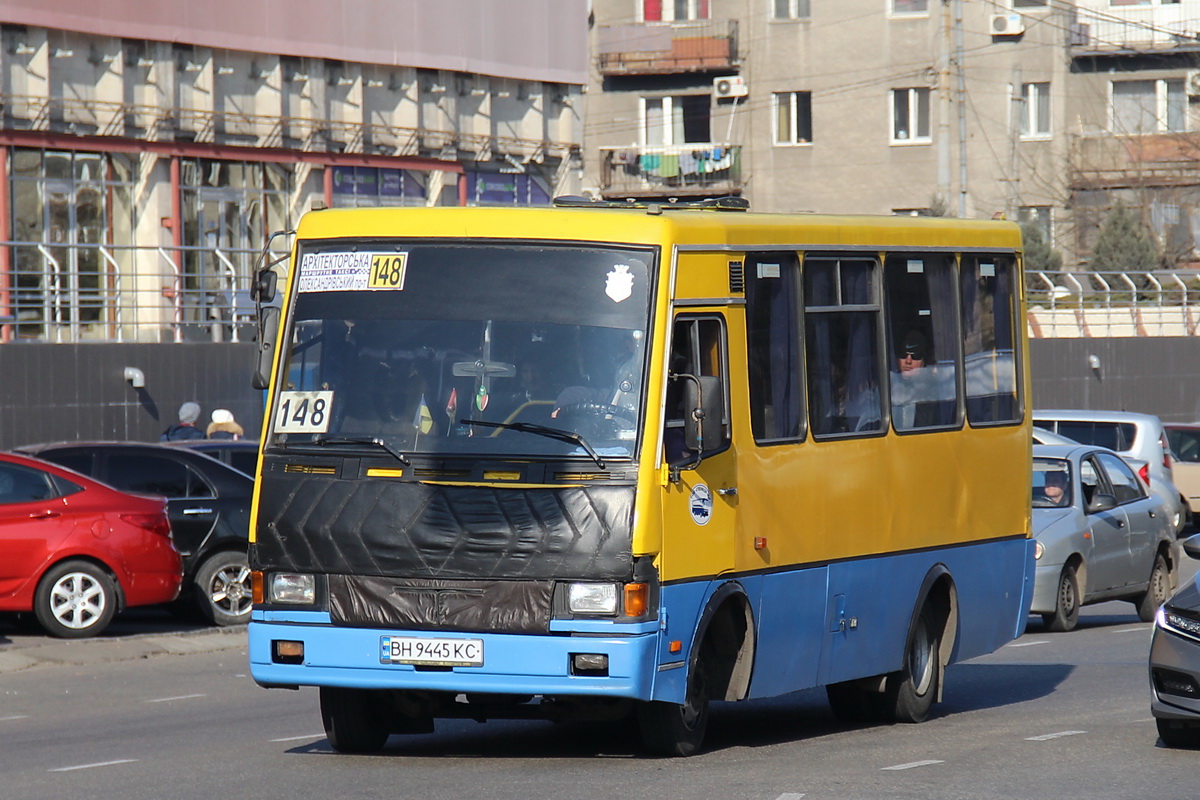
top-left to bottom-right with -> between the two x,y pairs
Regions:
329,575 -> 553,634
252,474 -> 635,581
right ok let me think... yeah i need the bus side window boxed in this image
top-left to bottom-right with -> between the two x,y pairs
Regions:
746,252 -> 803,443
884,253 -> 960,432
804,257 -> 882,438
665,317 -> 729,461
961,255 -> 1020,425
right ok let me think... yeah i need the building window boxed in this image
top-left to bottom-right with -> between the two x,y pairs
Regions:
1018,206 -> 1052,242
1014,0 -> 1049,7
891,88 -> 931,143
1020,82 -> 1051,138
1112,79 -> 1185,134
643,95 -> 711,146
891,0 -> 929,14
643,0 -> 710,21
774,92 -> 813,145
772,0 -> 811,19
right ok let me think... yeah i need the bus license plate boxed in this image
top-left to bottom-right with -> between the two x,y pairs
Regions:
380,636 -> 483,667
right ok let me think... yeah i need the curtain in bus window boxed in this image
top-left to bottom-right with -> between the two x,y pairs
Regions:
746,254 -> 801,442
961,256 -> 1018,424
806,312 -> 880,437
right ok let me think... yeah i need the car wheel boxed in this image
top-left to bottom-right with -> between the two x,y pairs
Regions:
320,687 -> 391,753
1042,564 -> 1080,632
1157,718 -> 1200,748
193,550 -> 252,626
882,603 -> 941,724
34,560 -> 118,639
1137,554 -> 1171,623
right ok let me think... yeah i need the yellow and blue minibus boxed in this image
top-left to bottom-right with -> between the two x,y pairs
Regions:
247,198 -> 1035,756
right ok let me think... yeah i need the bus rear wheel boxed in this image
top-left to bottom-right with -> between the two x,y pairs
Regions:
320,687 -> 391,753
883,604 -> 940,724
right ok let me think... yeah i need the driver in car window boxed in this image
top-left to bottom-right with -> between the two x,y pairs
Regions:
1042,471 -> 1069,507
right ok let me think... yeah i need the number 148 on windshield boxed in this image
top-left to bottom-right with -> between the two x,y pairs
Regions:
274,390 -> 334,433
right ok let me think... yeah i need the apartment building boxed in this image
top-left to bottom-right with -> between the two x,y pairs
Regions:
584,1 -> 1200,270
0,0 -> 586,447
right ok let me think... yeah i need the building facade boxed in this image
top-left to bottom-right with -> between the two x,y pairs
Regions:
583,1 -> 1200,270
0,0 -> 586,446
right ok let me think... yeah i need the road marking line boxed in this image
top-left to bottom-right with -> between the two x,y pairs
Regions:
1114,627 -> 1147,634
1009,640 -> 1049,647
882,760 -> 944,771
0,714 -> 30,721
271,733 -> 326,742
49,759 -> 137,772
1026,730 -> 1086,741
773,794 -> 806,799
145,693 -> 207,703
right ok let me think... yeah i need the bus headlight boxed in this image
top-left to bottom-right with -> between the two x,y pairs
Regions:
269,573 -> 316,604
568,582 -> 618,614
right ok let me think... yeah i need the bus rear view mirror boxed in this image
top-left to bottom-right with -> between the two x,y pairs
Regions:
252,305 -> 281,390
251,269 -> 278,304
683,375 -> 722,454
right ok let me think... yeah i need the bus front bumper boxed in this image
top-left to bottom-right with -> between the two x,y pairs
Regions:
248,614 -> 662,700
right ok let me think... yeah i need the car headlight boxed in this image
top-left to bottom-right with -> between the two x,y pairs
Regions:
567,582 -> 618,614
269,573 -> 316,605
1035,541 -> 1044,560
1158,605 -> 1200,639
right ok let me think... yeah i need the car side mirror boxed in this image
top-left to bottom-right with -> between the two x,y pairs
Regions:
1183,533 -> 1200,561
1086,492 -> 1117,514
251,305 -> 281,390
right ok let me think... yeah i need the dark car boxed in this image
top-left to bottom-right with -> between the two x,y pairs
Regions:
166,439 -> 259,477
16,441 -> 253,626
0,451 -> 182,638
1150,533 -> 1200,747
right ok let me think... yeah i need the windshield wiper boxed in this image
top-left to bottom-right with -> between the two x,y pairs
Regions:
311,435 -> 411,466
459,419 -> 606,469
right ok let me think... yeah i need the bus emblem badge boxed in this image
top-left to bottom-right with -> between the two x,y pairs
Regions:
605,264 -> 634,303
689,484 -> 713,526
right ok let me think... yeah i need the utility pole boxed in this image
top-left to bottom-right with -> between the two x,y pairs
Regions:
938,0 -> 952,212
1008,64 -> 1024,220
954,0 -> 967,218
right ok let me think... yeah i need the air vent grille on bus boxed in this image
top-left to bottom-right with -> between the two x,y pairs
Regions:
555,472 -> 611,481
283,464 -> 337,475
729,259 -> 745,294
412,469 -> 472,479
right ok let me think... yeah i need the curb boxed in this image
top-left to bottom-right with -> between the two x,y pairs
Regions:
0,626 -> 247,674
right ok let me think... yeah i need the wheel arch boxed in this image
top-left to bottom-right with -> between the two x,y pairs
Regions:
691,579 -> 756,703
37,554 -> 127,612
909,564 -> 957,703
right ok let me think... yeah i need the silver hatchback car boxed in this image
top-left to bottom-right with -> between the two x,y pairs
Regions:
1149,534 -> 1200,747
1032,444 -> 1178,632
1034,410 -> 1188,536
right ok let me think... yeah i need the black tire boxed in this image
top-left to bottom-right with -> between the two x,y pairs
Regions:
826,680 -> 887,724
1137,554 -> 1171,623
882,604 -> 940,724
637,641 -> 712,757
1042,564 -> 1081,633
34,560 -> 118,639
1157,718 -> 1200,748
320,687 -> 391,753
193,550 -> 252,626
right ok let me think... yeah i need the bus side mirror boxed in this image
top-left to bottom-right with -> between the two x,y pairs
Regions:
684,375 -> 722,454
251,305 -> 280,390
251,269 -> 277,304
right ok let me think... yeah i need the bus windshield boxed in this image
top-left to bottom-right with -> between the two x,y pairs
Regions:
271,242 -> 655,461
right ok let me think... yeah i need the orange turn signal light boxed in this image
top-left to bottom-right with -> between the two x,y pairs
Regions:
251,570 -> 265,605
669,640 -> 683,654
754,537 -> 768,551
624,582 -> 648,617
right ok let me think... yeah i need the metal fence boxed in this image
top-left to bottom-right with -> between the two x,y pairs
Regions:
1027,270 -> 1200,337
0,241 -> 290,344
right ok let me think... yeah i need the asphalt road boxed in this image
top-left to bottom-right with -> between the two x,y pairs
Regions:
1,561 -> 1197,800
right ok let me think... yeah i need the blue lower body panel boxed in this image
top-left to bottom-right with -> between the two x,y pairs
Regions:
249,614 -> 660,700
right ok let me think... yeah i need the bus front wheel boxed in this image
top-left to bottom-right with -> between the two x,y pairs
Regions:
637,644 -> 712,756
320,687 -> 390,753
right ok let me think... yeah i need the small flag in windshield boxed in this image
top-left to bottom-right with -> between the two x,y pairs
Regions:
445,387 -> 458,422
475,384 -> 489,412
413,394 -> 434,434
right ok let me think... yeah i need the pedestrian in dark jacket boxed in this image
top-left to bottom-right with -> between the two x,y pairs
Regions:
161,401 -> 205,441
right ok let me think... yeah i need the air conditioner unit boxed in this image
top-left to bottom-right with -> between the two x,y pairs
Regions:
991,13 -> 1025,37
713,75 -> 748,99
1187,70 -> 1200,98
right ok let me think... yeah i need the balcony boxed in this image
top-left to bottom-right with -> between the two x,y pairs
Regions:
598,144 -> 742,199
1068,130 -> 1200,189
1070,1 -> 1200,55
596,20 -> 738,76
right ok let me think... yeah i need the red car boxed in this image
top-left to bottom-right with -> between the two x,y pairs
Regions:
0,452 -> 182,638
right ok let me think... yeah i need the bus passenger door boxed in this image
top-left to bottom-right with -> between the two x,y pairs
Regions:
660,315 -> 738,607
